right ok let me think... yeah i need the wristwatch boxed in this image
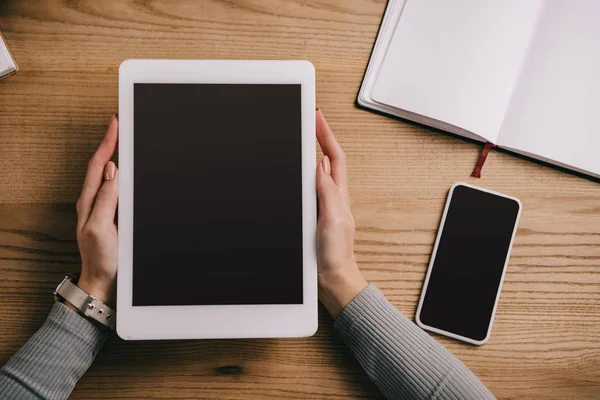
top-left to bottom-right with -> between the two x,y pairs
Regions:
54,276 -> 116,330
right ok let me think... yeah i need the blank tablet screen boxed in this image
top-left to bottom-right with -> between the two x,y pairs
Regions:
132,84 -> 303,306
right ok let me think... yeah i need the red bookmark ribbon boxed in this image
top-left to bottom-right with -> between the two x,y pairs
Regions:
472,142 -> 496,178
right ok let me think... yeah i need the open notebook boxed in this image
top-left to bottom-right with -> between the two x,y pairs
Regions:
0,31 -> 18,80
358,0 -> 600,179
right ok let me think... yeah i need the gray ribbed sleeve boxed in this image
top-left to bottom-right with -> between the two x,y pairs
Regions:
335,284 -> 495,400
0,302 -> 108,400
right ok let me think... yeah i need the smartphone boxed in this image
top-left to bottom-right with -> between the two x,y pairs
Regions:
416,182 -> 522,345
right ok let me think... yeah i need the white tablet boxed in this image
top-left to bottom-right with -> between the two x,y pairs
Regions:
117,60 -> 317,340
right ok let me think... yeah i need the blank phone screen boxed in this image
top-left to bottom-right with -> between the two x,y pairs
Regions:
419,185 -> 520,342
132,83 -> 303,307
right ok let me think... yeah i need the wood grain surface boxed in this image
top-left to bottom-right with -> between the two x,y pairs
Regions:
0,1 -> 599,399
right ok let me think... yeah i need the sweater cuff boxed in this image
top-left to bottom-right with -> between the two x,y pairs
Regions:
48,302 -> 108,348
335,284 -> 387,332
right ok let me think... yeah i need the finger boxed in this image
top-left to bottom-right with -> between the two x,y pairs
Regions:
77,115 -> 119,228
316,109 -> 349,201
316,156 -> 343,214
88,162 -> 119,227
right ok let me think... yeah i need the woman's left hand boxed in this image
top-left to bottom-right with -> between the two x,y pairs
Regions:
75,115 -> 119,307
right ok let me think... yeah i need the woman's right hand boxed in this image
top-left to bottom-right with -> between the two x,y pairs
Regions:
316,109 -> 368,319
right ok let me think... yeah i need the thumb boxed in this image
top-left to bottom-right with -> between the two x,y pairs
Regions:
317,156 -> 340,213
89,161 -> 119,226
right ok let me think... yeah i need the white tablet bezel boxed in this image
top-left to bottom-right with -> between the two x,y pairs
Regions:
415,182 -> 522,345
117,60 -> 317,340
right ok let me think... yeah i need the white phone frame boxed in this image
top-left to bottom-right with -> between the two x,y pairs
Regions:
117,59 -> 317,340
415,182 -> 522,345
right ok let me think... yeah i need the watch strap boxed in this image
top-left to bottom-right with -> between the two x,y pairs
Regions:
54,277 -> 116,330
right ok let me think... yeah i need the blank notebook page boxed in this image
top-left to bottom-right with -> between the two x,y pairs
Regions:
497,0 -> 600,177
371,0 -> 541,141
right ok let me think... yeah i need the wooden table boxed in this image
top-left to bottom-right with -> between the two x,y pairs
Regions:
1,1 -> 599,399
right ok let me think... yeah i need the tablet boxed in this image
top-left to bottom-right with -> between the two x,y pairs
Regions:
117,60 -> 317,340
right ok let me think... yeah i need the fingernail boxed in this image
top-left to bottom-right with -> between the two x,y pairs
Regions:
115,112 -> 119,120
322,155 -> 331,175
316,107 -> 320,111
105,161 -> 116,181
